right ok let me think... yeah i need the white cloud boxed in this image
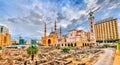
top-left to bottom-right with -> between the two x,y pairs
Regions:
84,0 -> 97,9
1,0 -> 120,40
108,3 -> 120,9
37,30 -> 49,36
58,19 -> 72,28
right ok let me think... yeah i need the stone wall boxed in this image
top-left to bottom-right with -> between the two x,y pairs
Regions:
113,49 -> 120,65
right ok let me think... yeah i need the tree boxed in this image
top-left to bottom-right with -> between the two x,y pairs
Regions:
62,46 -> 70,52
27,45 -> 38,61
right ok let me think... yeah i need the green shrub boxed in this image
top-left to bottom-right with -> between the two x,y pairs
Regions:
0,47 -> 2,50
62,46 -> 70,52
103,43 -> 110,48
12,43 -> 19,45
118,42 -> 120,52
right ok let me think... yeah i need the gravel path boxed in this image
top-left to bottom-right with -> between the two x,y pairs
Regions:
93,48 -> 115,65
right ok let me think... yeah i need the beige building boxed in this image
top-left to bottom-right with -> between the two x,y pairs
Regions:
66,29 -> 88,42
0,25 -> 11,46
94,18 -> 119,43
11,40 -> 18,45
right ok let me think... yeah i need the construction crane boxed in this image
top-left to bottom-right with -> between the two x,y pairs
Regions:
88,6 -> 100,17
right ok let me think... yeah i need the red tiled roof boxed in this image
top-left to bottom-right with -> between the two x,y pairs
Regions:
76,34 -> 81,36
69,29 -> 76,32
77,30 -> 83,32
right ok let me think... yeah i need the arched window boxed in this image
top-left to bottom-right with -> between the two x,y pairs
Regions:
71,43 -> 73,47
83,43 -> 84,46
4,36 -> 6,43
62,44 -> 63,46
68,44 -> 70,46
1,27 -> 3,33
75,43 -> 77,46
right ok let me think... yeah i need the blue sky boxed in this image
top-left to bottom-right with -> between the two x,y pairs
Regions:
0,0 -> 120,40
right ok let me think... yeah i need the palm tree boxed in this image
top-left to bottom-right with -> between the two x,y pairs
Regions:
27,45 -> 38,61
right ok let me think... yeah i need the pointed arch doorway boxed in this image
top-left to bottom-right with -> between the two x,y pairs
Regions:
48,39 -> 51,46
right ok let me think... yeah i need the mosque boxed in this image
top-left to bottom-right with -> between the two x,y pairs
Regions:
41,20 -> 58,46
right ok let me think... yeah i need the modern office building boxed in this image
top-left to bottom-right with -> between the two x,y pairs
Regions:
0,25 -> 11,46
94,18 -> 119,43
19,36 -> 25,45
31,40 -> 37,44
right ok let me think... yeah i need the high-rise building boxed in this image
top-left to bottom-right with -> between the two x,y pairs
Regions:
0,25 -> 11,46
94,18 -> 119,43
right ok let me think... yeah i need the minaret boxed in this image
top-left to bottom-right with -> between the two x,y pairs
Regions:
54,20 -> 57,33
54,20 -> 57,38
60,26 -> 62,39
88,12 -> 96,43
44,22 -> 46,37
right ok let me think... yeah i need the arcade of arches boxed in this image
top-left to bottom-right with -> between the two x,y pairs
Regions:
54,42 -> 94,47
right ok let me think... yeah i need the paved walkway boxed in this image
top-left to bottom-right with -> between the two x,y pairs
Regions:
93,48 -> 115,65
